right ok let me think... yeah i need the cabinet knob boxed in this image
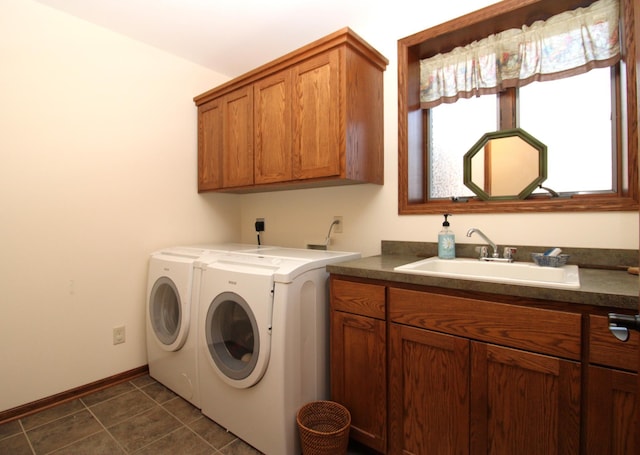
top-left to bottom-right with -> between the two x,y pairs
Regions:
608,313 -> 640,342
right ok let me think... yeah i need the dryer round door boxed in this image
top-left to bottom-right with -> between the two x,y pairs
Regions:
148,276 -> 190,351
204,291 -> 271,389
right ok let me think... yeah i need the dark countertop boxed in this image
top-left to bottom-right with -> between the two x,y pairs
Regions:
327,251 -> 639,311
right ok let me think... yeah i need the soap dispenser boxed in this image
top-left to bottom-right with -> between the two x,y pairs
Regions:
438,214 -> 455,259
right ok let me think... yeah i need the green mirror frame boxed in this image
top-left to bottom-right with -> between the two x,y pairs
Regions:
463,128 -> 547,201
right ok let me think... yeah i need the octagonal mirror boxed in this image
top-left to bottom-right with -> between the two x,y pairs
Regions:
463,128 -> 547,200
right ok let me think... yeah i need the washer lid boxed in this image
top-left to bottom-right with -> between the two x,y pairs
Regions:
204,248 -> 360,283
151,244 -> 277,260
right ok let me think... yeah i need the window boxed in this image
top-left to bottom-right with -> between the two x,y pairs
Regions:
398,0 -> 639,214
429,68 -> 614,199
429,95 -> 496,199
520,68 -> 614,194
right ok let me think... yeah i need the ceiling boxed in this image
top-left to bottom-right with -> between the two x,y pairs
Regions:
33,0 -> 380,78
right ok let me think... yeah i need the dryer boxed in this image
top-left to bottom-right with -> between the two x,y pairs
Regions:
145,244 -> 271,408
197,248 -> 360,455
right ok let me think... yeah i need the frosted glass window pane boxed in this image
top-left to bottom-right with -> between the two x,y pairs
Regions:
429,95 -> 497,199
519,68 -> 613,193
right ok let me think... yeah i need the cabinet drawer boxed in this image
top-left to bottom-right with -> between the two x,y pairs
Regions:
331,279 -> 385,320
589,314 -> 638,372
389,287 -> 582,360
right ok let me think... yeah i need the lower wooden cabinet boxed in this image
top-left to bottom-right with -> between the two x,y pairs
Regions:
389,324 -> 581,455
586,365 -> 637,454
388,324 -> 470,454
585,315 -> 638,454
330,278 -> 387,453
330,277 -> 637,454
332,311 -> 386,452
469,342 -> 581,455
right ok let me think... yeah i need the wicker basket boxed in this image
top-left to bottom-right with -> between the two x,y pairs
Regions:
297,401 -> 351,455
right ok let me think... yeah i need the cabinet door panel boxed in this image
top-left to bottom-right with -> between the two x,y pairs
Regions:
292,49 -> 341,179
586,365 -> 638,454
470,343 -> 581,455
331,311 -> 386,452
198,100 -> 223,190
222,86 -> 254,188
389,323 -> 469,455
254,70 -> 291,184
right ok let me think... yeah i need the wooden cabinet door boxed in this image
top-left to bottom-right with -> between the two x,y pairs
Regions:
291,48 -> 341,180
254,69 -> 292,184
331,310 -> 386,453
220,86 -> 254,188
586,314 -> 638,453
470,342 -> 581,455
198,98 -> 223,191
389,323 -> 470,455
586,366 -> 638,454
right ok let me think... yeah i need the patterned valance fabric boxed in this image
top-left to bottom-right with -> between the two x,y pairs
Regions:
419,0 -> 620,108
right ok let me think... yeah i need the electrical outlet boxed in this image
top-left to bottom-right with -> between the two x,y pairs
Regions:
255,217 -> 265,232
113,326 -> 125,345
333,216 -> 343,233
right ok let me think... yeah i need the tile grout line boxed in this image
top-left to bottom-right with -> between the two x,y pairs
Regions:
81,398 -> 128,454
11,377 -> 254,455
17,419 -> 36,455
94,378 -> 216,454
22,405 -> 105,455
77,380 -> 171,453
140,390 -> 227,454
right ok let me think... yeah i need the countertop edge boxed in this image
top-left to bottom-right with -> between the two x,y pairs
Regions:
327,255 -> 639,311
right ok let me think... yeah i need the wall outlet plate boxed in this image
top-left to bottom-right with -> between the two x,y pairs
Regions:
113,326 -> 125,345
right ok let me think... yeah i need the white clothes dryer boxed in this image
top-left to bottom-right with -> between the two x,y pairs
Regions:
196,248 -> 360,455
145,244 -> 271,408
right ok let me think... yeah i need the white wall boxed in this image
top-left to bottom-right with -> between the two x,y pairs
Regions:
239,0 -> 639,257
1,0 -> 637,413
0,0 -> 239,412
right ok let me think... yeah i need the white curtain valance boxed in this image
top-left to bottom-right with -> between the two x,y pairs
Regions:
419,0 -> 621,108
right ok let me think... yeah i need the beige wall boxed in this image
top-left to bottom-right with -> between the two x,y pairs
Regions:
0,0 -> 239,412
239,2 -> 639,256
1,0 -> 637,413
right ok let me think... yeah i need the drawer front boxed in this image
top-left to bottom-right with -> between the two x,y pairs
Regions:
389,287 -> 582,360
589,314 -> 639,372
331,278 -> 385,320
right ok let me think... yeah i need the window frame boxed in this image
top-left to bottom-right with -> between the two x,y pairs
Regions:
397,0 -> 639,214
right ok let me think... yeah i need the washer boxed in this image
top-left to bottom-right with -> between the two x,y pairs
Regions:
145,244 -> 271,408
197,248 -> 360,455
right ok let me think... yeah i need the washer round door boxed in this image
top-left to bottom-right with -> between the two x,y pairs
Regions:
148,276 -> 189,351
204,291 -> 271,389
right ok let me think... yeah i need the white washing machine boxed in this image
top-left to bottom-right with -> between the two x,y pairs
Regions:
196,248 -> 360,455
145,244 -> 273,408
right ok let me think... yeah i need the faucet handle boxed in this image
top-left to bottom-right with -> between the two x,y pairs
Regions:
503,247 -> 517,261
475,246 -> 488,259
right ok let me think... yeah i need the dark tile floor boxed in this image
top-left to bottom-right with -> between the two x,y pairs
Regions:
0,375 -> 370,455
0,375 -> 268,454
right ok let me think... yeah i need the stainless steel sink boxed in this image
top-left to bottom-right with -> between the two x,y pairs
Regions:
393,257 -> 580,289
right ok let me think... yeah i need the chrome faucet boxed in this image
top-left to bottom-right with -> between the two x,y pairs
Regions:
466,228 -> 498,258
466,228 -> 517,262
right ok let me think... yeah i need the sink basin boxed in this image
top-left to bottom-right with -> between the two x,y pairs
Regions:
394,257 -> 580,289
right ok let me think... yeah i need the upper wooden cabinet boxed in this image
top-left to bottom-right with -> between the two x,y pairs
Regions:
194,28 -> 388,193
198,86 -> 254,190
